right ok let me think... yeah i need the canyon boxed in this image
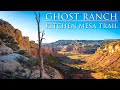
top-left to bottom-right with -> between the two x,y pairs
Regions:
0,18 -> 120,79
44,40 -> 118,54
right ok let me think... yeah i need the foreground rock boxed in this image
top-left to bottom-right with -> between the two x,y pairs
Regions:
0,59 -> 22,73
45,66 -> 63,79
20,66 -> 63,79
0,45 -> 13,55
0,52 -> 63,79
0,53 -> 29,61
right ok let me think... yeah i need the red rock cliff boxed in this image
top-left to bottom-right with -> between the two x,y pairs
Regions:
0,19 -> 63,58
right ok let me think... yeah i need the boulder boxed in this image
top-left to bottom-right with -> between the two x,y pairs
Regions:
45,66 -> 63,79
21,66 -> 63,79
0,45 -> 13,55
0,53 -> 29,62
0,59 -> 22,73
20,67 -> 50,79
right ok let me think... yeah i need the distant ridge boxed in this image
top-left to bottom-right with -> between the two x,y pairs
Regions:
44,39 -> 120,44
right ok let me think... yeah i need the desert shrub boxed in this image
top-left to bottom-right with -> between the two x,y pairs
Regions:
106,75 -> 115,79
44,54 -> 58,67
18,50 -> 27,56
0,32 -> 19,50
18,50 -> 33,59
26,57 -> 39,68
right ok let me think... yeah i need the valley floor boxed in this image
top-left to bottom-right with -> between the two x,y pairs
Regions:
57,52 -> 120,79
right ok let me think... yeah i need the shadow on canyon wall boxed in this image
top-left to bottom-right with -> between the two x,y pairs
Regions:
55,57 -> 96,79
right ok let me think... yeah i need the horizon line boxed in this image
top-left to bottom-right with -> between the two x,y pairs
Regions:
42,39 -> 120,43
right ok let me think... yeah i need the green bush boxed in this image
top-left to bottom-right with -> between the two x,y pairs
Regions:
0,32 -> 19,50
106,75 -> 115,79
0,42 -> 2,45
18,50 -> 27,56
18,50 -> 34,59
44,54 -> 58,67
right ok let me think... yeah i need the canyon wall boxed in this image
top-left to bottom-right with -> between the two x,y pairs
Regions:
0,19 -> 62,58
83,41 -> 120,71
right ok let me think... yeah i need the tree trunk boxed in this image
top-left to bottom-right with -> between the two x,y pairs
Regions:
38,22 -> 44,79
34,12 -> 45,79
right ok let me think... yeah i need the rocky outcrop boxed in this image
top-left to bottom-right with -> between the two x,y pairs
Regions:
0,53 -> 29,61
0,45 -> 63,79
61,45 -> 73,52
0,19 -> 63,79
14,29 -> 23,48
29,41 -> 38,58
0,59 -> 22,73
42,46 -> 63,57
0,19 -> 15,37
0,58 -> 63,79
0,45 -> 13,55
0,19 -> 62,58
45,66 -> 63,79
0,19 -> 37,57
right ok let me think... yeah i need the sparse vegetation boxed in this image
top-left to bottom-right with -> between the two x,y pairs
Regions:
44,54 -> 58,67
18,50 -> 27,56
0,32 -> 19,50
17,50 -> 32,58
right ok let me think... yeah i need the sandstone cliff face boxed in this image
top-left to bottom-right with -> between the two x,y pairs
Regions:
42,46 -> 63,58
0,19 -> 62,58
84,41 -> 120,71
61,43 -> 96,54
0,19 -> 15,37
61,45 -> 73,52
14,29 -> 23,48
0,19 -> 38,57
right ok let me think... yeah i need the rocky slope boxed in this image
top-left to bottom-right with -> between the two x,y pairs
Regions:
0,19 -> 62,58
83,41 -> 120,71
0,43 -> 62,79
0,19 -> 63,79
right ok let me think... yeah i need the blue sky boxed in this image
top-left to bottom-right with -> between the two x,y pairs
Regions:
0,11 -> 120,43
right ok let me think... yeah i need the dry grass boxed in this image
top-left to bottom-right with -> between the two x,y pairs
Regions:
58,51 -> 91,60
91,72 -> 106,79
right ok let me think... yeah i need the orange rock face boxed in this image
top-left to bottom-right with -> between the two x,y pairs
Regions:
84,41 -> 120,71
0,19 -> 63,58
42,46 -> 63,58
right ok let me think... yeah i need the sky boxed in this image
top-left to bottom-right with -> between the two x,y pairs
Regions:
0,11 -> 120,43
